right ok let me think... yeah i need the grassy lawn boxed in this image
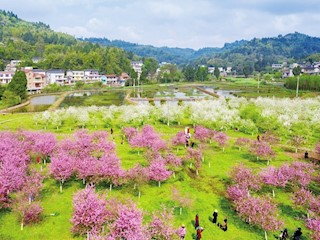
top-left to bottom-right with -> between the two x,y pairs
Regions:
0,82 -> 319,239
0,113 -> 316,239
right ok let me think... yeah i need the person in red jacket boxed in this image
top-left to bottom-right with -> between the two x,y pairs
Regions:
196,226 -> 204,240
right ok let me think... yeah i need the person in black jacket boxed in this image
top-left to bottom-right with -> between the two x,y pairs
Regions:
292,227 -> 302,240
212,209 -> 218,225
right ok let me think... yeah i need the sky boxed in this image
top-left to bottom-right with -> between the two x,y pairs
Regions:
2,0 -> 320,49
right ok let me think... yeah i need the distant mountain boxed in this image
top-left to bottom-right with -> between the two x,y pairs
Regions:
82,33 -> 320,71
79,37 -> 223,65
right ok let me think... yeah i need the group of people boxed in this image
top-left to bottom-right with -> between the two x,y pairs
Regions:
178,211 -> 227,240
277,227 -> 302,240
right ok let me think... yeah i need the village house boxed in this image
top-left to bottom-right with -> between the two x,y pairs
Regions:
46,69 -> 67,85
24,67 -> 47,92
84,69 -> 100,83
0,71 -> 14,84
66,70 -> 85,83
5,60 -> 21,72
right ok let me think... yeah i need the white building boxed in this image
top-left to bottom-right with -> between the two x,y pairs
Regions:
0,71 -> 14,84
66,70 -> 85,83
5,60 -> 21,72
46,70 -> 66,85
84,69 -> 100,83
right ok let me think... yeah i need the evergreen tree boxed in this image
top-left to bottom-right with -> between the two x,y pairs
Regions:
7,71 -> 27,101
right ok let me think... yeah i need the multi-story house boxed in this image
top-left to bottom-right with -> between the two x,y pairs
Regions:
5,60 -> 21,72
24,67 -> 47,92
101,74 -> 119,85
0,71 -> 14,84
131,61 -> 143,79
46,69 -> 67,85
84,69 -> 100,83
66,70 -> 85,83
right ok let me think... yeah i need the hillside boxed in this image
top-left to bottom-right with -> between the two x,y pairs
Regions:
0,10 -> 132,75
83,33 -> 320,71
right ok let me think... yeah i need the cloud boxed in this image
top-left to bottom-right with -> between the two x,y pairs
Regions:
1,0 -> 320,49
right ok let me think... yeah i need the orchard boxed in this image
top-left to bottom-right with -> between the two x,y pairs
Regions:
0,97 -> 320,239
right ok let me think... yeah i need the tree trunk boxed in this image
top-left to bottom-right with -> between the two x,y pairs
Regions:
272,189 -> 275,198
109,183 -> 112,192
21,222 -> 24,231
267,160 -> 270,165
189,163 -> 192,168
180,208 -> 182,215
223,147 -> 225,152
158,181 -> 161,187
133,183 -> 136,190
202,156 -> 204,162
173,172 -> 176,178
60,182 -> 63,193
196,169 -> 199,175
40,165 -> 43,171
209,162 -> 211,168
138,191 -> 141,199
176,147 -> 178,153
264,230 -> 268,240
295,148 -> 298,153
83,178 -> 86,185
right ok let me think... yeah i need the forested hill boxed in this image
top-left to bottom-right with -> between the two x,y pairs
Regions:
79,37 -> 222,64
82,33 -> 320,70
0,10 -> 133,75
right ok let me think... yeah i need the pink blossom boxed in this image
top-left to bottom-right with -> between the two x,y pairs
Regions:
71,186 -> 109,236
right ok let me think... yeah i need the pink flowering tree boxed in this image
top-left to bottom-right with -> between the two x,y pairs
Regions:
288,161 -> 315,187
214,131 -> 228,152
235,195 -> 284,240
22,169 -> 44,203
71,186 -> 109,238
306,218 -> 320,240
234,137 -> 251,151
250,141 -> 275,165
164,153 -> 182,178
194,125 -> 211,143
186,148 -> 202,175
123,127 -> 138,142
171,186 -> 192,215
129,125 -> 167,154
149,159 -> 172,187
259,166 -> 291,197
148,205 -> 179,239
292,188 -> 313,209
108,202 -> 149,240
50,152 -> 74,192
226,184 -> 248,202
290,136 -> 305,153
13,192 -> 43,230
22,131 -> 56,164
171,131 -> 186,152
261,131 -> 280,145
99,153 -> 125,191
127,164 -> 149,198
309,196 -> 320,215
230,163 -> 261,193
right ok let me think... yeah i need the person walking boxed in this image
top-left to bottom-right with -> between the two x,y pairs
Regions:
212,209 -> 218,225
196,226 -> 204,240
195,214 -> 199,229
178,224 -> 186,239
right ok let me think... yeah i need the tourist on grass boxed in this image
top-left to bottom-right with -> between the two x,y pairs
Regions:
178,224 -> 186,239
195,213 -> 199,229
292,227 -> 302,240
212,209 -> 218,225
218,217 -> 228,231
279,228 -> 289,240
196,226 -> 204,240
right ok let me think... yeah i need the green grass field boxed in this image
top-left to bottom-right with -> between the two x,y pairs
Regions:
0,112 -> 317,240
